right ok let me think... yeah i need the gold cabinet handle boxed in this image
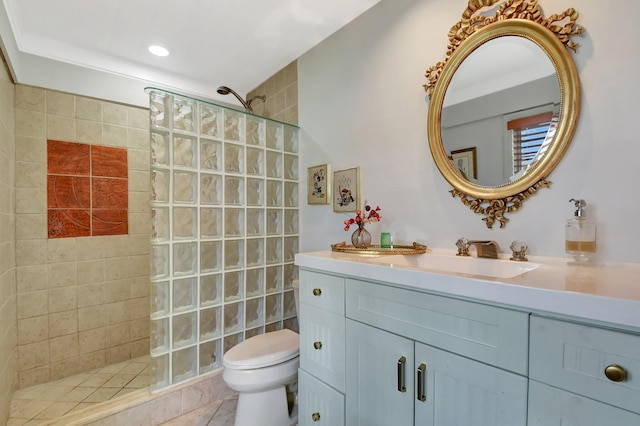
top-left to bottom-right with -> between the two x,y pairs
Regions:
311,412 -> 321,421
397,356 -> 407,393
313,341 -> 322,350
604,364 -> 627,382
417,363 -> 427,402
312,288 -> 322,296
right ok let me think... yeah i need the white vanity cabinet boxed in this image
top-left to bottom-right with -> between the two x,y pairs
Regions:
296,251 -> 640,426
345,278 -> 528,426
528,316 -> 640,425
297,270 -> 346,426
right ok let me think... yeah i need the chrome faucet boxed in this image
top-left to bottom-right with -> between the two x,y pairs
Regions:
456,238 -> 500,259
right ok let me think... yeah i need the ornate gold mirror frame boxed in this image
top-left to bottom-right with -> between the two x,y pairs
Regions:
424,0 -> 583,228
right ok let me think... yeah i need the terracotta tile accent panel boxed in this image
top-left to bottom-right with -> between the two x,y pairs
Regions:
92,178 -> 128,209
47,140 -> 129,238
92,210 -> 128,236
47,176 -> 91,208
92,145 -> 128,178
48,210 -> 92,238
48,140 -> 91,175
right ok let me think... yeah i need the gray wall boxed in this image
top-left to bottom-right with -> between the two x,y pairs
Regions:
298,0 -> 640,262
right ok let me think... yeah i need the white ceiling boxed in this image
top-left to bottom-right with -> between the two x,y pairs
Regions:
0,0 -> 380,107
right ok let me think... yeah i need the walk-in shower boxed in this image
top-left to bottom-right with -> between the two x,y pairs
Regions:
217,85 -> 266,113
7,86 -> 298,425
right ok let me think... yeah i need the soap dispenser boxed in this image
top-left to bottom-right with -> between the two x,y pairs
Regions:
565,198 -> 596,263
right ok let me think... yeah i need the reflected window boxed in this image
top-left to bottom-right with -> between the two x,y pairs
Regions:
508,112 -> 554,174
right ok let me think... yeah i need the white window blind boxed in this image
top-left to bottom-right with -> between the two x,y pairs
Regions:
508,112 -> 553,174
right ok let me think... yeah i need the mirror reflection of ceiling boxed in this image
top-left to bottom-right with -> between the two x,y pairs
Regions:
0,0 -> 380,103
443,37 -> 555,107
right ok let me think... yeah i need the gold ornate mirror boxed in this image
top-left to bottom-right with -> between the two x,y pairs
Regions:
425,0 -> 583,228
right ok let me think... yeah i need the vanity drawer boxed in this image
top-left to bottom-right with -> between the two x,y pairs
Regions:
300,303 -> 346,392
299,269 -> 345,316
530,316 -> 640,414
528,381 -> 640,425
345,279 -> 529,374
298,369 -> 345,426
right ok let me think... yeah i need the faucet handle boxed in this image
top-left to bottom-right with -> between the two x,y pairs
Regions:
456,238 -> 470,256
509,240 -> 528,262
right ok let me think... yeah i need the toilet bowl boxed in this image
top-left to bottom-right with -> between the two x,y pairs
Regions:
222,279 -> 301,426
223,329 -> 299,426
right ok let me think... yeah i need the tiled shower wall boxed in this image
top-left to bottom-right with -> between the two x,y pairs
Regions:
0,52 -> 17,424
14,85 -> 151,388
247,61 -> 298,125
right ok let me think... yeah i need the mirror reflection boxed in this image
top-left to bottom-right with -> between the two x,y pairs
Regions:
441,36 -> 560,187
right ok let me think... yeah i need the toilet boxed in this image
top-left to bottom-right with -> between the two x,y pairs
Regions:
222,280 -> 300,426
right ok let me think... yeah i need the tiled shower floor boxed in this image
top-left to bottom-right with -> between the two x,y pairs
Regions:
8,356 -> 150,425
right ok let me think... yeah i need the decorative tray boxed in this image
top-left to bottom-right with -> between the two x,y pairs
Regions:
331,241 -> 427,255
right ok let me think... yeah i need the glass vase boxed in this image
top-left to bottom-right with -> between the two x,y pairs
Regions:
351,226 -> 372,248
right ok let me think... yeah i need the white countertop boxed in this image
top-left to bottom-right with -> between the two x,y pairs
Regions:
295,249 -> 640,331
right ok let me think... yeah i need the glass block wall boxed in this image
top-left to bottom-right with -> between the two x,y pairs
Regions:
147,89 -> 299,391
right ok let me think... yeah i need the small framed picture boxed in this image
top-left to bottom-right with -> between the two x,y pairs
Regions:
333,167 -> 360,212
307,163 -> 331,204
450,147 -> 478,179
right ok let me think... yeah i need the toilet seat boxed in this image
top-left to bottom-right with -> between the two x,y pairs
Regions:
223,329 -> 299,370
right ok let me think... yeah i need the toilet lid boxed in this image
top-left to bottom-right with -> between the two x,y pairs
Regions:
223,329 -> 299,369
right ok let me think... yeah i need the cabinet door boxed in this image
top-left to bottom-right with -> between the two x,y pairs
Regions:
414,343 -> 527,426
298,369 -> 344,426
528,381 -> 640,425
346,319 -> 414,426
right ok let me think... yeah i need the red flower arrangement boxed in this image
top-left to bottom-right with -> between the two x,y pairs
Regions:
343,201 -> 382,231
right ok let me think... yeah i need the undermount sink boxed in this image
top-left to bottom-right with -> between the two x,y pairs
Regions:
367,253 -> 540,279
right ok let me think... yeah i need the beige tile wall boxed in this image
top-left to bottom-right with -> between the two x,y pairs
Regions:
0,52 -> 17,425
14,85 -> 151,388
246,61 -> 299,335
247,61 -> 298,125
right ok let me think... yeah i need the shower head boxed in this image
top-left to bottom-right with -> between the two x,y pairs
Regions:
216,85 -> 250,111
216,86 -> 232,95
216,85 -> 265,113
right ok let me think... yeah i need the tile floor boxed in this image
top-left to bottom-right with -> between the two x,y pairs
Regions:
8,356 -> 151,425
165,397 -> 238,426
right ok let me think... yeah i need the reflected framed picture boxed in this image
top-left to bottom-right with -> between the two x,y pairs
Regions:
333,167 -> 360,212
450,147 -> 478,179
307,163 -> 331,204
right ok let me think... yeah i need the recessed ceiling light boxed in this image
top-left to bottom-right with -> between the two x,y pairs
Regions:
148,45 -> 169,57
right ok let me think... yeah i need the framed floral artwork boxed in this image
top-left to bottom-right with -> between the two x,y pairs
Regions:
333,167 -> 360,212
307,163 -> 331,204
